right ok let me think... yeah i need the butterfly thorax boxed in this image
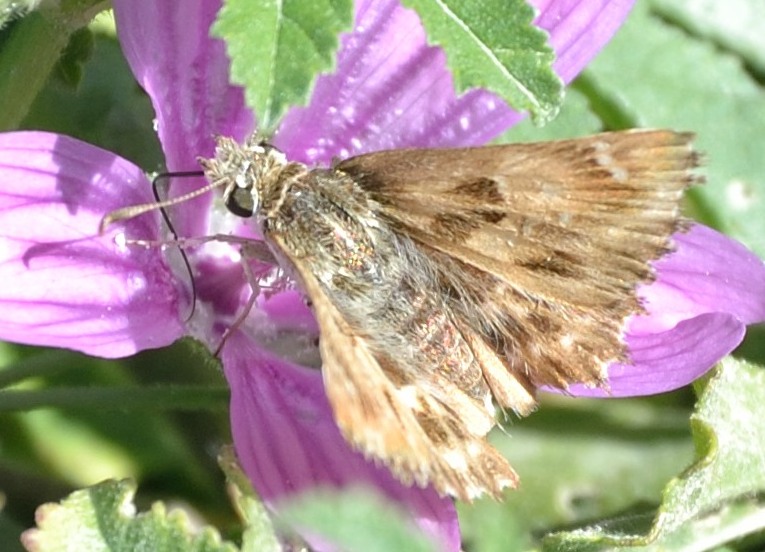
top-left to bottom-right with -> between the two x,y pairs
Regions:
260,165 -> 494,410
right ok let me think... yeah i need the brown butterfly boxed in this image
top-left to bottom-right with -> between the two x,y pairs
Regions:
196,129 -> 699,501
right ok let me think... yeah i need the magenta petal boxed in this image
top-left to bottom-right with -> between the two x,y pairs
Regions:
632,225 -> 765,334
112,0 -> 253,236
113,0 -> 251,167
258,291 -> 320,334
536,0 -> 636,83
276,0 -> 469,162
565,313 -> 744,397
0,132 -> 184,358
222,331 -> 460,552
276,0 -> 635,164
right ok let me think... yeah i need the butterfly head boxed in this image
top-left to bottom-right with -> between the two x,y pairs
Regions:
199,136 -> 288,219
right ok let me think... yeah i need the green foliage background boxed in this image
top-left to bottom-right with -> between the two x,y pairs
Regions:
1,0 -> 764,550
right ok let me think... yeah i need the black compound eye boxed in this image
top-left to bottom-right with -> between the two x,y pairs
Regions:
225,186 -> 255,217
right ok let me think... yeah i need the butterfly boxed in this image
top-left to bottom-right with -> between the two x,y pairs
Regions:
194,129 -> 699,500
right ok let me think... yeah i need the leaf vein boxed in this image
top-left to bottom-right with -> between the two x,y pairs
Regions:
430,0 -> 539,109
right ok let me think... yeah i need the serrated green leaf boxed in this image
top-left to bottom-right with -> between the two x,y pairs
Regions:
659,358 -> 765,532
279,488 -> 439,552
22,479 -> 238,552
542,358 -> 765,551
218,446 -> 281,552
0,0 -> 42,29
402,0 -> 562,124
213,0 -> 353,134
580,0 -> 765,257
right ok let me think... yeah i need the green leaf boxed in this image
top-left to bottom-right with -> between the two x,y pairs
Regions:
651,0 -> 765,77
542,358 -> 765,551
401,0 -> 563,124
213,0 -> 353,134
0,1 -> 32,29
580,0 -> 765,258
279,487 -> 439,552
0,0 -> 108,130
459,396 -> 694,552
218,446 -> 281,552
21,479 -> 238,552
21,30 -> 163,169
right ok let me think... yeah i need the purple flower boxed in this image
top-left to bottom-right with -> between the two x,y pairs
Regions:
1,0 -> 763,550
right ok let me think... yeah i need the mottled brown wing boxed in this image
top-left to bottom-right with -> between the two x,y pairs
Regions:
281,245 -> 519,500
338,130 -> 700,394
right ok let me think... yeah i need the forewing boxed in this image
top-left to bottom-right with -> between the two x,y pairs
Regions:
338,130 -> 700,392
281,245 -> 519,500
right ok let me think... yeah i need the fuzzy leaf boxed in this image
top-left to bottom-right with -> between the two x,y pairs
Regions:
21,479 -> 238,552
459,396 -> 693,551
218,446 -> 281,552
213,0 -> 353,134
651,0 -> 765,76
279,488 -> 439,552
542,357 -> 765,551
402,0 -> 563,124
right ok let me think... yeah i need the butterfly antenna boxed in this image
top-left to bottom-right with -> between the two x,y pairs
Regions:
98,171 -> 222,234
100,170 -> 221,323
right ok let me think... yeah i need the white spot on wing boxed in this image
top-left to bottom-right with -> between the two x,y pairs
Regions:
592,141 -> 629,182
442,448 -> 468,471
396,385 -> 420,410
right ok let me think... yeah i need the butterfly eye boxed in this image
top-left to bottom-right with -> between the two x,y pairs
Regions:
225,186 -> 255,217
